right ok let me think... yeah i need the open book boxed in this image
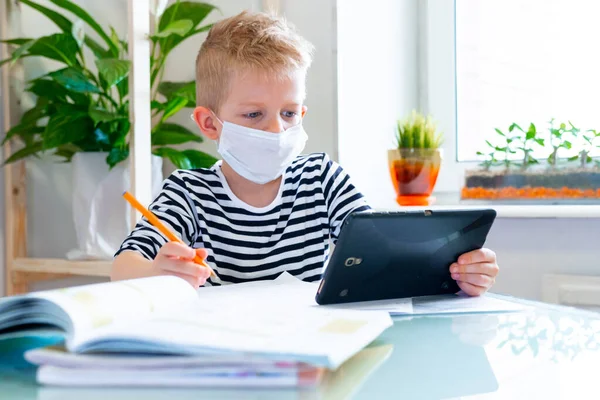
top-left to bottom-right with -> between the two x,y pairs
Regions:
0,274 -> 392,371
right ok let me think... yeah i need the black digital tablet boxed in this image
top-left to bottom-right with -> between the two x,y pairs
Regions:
315,208 -> 497,305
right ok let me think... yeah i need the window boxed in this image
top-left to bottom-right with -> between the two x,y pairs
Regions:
424,0 -> 600,213
455,0 -> 600,162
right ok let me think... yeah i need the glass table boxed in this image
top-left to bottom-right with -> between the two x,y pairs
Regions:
2,295 -> 600,399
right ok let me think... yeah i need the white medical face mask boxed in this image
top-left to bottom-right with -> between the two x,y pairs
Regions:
191,113 -> 308,184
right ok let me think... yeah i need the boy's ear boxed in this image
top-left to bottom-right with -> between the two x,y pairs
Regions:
301,105 -> 307,118
193,106 -> 220,140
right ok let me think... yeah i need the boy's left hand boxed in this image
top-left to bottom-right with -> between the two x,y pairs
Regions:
449,248 -> 499,296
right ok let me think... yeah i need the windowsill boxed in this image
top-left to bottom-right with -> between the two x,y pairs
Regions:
371,192 -> 600,218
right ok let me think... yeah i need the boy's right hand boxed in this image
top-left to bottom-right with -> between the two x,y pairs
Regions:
152,242 -> 211,288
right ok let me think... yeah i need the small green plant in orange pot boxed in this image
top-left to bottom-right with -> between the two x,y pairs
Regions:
388,110 -> 443,206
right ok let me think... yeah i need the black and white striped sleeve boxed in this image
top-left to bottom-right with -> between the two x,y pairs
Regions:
115,171 -> 199,260
320,153 -> 371,242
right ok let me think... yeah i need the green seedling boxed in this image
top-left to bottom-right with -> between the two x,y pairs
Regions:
547,118 -> 575,168
568,128 -> 600,168
511,122 -> 544,170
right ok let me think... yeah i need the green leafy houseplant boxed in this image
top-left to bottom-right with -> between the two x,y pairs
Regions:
0,0 -> 218,170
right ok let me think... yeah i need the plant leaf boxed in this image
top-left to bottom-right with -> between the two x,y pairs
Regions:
89,107 -> 126,125
20,0 -> 72,31
3,141 -> 45,164
158,80 -> 193,97
494,128 -> 505,136
159,2 -> 217,32
534,138 -> 545,146
18,0 -> 109,59
43,111 -> 93,149
117,76 -> 129,99
10,40 -> 36,64
94,127 -> 111,146
568,155 -> 579,161
188,23 -> 213,36
1,38 -> 34,45
107,147 -> 129,168
152,19 -> 194,39
49,0 -> 119,57
153,147 -> 192,169
158,80 -> 196,106
158,2 -> 217,54
2,123 -> 44,145
563,141 -> 572,149
27,33 -> 80,66
95,58 -> 130,87
84,37 -> 110,58
182,149 -> 218,168
50,67 -> 101,93
27,78 -> 70,101
161,96 -> 189,121
525,123 -> 536,140
151,123 -> 203,145
509,123 -> 523,132
54,143 -> 80,162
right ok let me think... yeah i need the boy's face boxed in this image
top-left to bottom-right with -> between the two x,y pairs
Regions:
193,68 -> 308,139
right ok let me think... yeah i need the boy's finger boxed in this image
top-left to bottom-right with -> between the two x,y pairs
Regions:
450,262 -> 499,276
457,281 -> 487,297
195,248 -> 208,259
451,272 -> 494,288
161,241 -> 195,259
197,263 -> 212,279
169,272 -> 201,288
457,248 -> 496,265
162,259 -> 205,278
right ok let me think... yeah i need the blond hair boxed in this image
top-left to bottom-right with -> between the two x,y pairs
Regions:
195,11 -> 314,111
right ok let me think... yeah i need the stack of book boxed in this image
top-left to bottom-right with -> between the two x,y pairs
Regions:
0,273 -> 393,388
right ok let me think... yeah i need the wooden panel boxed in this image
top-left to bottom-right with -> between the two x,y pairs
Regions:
10,271 -> 72,296
1,0 -> 27,297
127,0 -> 152,228
12,258 -> 112,277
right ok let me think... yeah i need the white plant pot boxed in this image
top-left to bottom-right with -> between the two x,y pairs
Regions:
66,152 -> 163,261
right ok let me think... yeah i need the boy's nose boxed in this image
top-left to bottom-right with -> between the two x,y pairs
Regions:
265,117 -> 285,134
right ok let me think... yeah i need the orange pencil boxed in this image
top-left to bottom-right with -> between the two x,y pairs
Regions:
122,191 -> 216,278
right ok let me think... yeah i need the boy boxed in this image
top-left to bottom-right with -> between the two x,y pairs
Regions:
112,11 -> 499,296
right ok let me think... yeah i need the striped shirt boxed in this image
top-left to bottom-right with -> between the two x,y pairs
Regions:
115,152 -> 370,285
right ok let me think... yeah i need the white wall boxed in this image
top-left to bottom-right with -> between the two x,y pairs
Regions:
337,0 -> 419,206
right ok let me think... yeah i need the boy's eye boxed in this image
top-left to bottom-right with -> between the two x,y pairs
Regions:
243,112 -> 262,119
282,111 -> 297,119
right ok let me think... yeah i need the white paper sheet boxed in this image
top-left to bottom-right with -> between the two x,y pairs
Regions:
203,273 -> 523,317
410,292 -> 526,315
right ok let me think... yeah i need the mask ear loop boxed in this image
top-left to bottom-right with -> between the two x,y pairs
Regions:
190,111 -> 225,128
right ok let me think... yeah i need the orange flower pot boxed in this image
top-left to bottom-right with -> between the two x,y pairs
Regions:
388,148 -> 442,206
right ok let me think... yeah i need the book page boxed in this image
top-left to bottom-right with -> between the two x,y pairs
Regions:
32,276 -> 198,343
70,276 -> 393,369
